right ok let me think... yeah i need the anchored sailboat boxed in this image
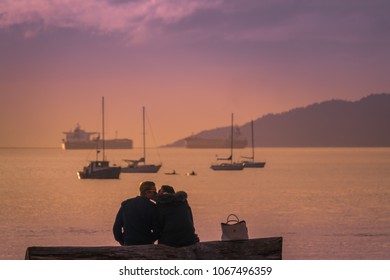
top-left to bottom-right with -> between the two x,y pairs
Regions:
241,120 -> 266,168
77,97 -> 121,179
210,113 -> 244,171
121,106 -> 162,173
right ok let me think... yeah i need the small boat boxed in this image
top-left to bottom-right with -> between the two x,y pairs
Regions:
121,107 -> 162,173
186,171 -> 197,176
77,97 -> 121,179
122,158 -> 161,173
165,170 -> 178,175
77,161 -> 121,179
210,113 -> 244,171
241,120 -> 266,168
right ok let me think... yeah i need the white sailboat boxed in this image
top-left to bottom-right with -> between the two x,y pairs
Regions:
242,120 -> 266,168
121,106 -> 162,173
210,113 -> 244,171
77,97 -> 121,179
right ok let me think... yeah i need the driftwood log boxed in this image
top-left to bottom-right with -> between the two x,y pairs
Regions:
25,237 -> 282,260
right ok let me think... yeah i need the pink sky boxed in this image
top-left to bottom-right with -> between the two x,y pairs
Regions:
1,0 -> 390,147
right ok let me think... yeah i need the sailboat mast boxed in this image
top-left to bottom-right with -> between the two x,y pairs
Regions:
251,120 -> 255,160
102,96 -> 105,161
231,113 -> 234,164
143,106 -> 146,165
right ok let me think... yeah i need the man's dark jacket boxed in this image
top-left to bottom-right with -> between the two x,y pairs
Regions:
113,196 -> 158,245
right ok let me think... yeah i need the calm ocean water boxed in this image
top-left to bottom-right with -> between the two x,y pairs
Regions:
1,147 -> 390,260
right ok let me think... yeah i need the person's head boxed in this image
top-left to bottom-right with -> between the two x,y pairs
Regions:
159,185 -> 175,194
139,181 -> 157,199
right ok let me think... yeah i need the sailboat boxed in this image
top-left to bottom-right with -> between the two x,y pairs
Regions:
210,113 -> 244,171
241,120 -> 266,168
121,106 -> 162,173
77,97 -> 121,179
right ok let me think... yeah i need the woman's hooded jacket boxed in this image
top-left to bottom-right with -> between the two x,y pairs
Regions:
155,191 -> 199,247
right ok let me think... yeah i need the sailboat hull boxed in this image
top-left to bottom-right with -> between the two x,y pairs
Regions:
242,161 -> 266,168
121,164 -> 162,173
78,165 -> 121,179
210,163 -> 244,171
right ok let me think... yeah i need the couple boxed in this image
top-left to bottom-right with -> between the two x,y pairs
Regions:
113,181 -> 199,247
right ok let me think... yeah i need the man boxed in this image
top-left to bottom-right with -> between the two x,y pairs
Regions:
113,181 -> 158,245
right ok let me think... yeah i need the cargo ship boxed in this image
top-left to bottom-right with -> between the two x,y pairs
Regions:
185,127 -> 247,149
62,124 -> 133,150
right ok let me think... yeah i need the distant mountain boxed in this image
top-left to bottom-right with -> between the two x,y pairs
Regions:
166,93 -> 390,147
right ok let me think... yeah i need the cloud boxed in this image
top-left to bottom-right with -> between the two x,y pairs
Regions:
0,0 -> 222,42
217,0 -> 390,45
1,0 -> 389,45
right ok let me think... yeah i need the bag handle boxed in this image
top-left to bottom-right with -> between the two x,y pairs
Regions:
226,214 -> 240,224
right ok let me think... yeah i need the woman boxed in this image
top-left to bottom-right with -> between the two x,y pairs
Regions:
155,185 -> 199,247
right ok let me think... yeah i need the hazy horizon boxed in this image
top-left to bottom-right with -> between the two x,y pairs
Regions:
1,0 -> 390,148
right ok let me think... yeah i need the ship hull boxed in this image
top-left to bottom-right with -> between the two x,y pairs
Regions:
185,138 -> 247,149
62,139 -> 133,150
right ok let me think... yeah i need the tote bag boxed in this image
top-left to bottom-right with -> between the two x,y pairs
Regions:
221,214 -> 249,241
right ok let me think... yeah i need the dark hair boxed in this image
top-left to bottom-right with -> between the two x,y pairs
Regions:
160,185 -> 175,194
139,181 -> 156,195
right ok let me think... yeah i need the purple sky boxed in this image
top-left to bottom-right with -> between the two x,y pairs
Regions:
1,0 -> 390,147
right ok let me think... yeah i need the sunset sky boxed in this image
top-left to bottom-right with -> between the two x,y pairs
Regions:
1,0 -> 389,147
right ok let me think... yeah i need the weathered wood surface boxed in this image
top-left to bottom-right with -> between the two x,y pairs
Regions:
25,237 -> 282,260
